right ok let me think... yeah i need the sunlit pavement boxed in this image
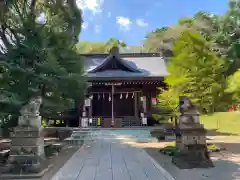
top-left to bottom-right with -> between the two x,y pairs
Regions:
50,130 -> 175,180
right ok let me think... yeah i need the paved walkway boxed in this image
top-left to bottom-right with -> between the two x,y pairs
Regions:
50,139 -> 175,180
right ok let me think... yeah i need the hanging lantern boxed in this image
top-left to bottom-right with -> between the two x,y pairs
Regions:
102,93 -> 105,99
140,96 -> 144,101
132,93 -> 134,98
98,93 -> 100,100
126,92 -> 128,99
108,93 -> 111,101
120,93 -> 122,99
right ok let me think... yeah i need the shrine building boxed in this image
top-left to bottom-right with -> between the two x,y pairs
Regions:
80,47 -> 168,128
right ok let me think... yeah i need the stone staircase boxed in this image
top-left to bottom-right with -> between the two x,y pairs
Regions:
64,129 -> 157,145
122,117 -> 140,127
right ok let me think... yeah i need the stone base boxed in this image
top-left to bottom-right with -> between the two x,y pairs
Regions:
2,154 -> 49,174
0,164 -> 53,179
172,150 -> 214,169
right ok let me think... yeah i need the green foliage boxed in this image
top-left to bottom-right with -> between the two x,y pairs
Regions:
76,38 -> 130,54
42,118 -> 47,128
226,69 -> 240,100
178,17 -> 194,26
158,30 -> 226,113
105,37 -> 127,52
215,0 -> 240,74
143,11 -> 218,54
76,41 -> 108,53
0,0 -> 85,122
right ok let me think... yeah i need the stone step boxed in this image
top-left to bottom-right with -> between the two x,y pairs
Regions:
64,138 -> 84,145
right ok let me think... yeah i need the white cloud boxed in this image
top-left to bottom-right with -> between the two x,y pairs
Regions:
136,19 -> 148,27
94,25 -> 101,33
82,22 -> 89,29
76,0 -> 104,15
116,16 -> 132,31
107,12 -> 111,18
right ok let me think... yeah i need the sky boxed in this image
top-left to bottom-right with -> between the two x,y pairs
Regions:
76,0 -> 229,45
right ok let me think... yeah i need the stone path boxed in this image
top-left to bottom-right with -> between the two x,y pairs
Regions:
50,139 -> 175,180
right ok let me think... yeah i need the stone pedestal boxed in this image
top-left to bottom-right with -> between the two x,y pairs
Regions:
3,127 -> 49,174
172,126 -> 214,169
18,115 -> 42,128
1,115 -> 51,178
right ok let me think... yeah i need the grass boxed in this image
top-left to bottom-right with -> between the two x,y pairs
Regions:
200,112 -> 240,134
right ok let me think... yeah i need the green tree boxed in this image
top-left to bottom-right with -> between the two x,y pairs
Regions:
214,0 -> 240,74
158,30 -> 226,113
105,37 -> 127,52
76,38 -> 128,54
226,69 -> 240,102
143,11 -> 219,56
0,0 -> 85,123
76,41 -> 107,53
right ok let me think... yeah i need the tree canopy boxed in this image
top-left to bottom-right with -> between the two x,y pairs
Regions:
158,30 -> 226,113
0,0 -> 85,123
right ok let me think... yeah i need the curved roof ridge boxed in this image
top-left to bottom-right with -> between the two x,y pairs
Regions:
88,54 -> 141,73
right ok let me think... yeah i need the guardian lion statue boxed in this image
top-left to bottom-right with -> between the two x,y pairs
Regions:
20,96 -> 42,116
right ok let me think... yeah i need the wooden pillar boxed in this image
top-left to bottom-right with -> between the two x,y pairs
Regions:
88,99 -> 92,126
111,85 -> 115,126
81,106 -> 87,127
134,92 -> 138,119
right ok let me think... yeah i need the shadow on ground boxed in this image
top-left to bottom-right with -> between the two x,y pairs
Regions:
207,129 -> 240,136
213,142 -> 240,154
145,146 -> 240,180
0,145 -> 79,180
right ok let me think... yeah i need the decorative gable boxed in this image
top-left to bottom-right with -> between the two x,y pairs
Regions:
88,47 -> 140,73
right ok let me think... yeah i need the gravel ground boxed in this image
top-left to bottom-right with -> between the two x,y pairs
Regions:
119,136 -> 240,180
145,148 -> 240,180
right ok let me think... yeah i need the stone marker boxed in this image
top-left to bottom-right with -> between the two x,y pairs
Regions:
1,96 -> 52,179
172,96 -> 214,169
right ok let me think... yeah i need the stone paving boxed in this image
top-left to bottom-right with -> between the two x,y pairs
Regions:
50,138 -> 175,180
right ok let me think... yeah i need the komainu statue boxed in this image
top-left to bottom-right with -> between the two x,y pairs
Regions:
20,96 -> 42,116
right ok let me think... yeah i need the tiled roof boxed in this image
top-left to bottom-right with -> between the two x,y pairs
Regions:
81,53 -> 168,78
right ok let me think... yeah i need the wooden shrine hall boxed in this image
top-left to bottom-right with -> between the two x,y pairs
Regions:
80,47 -> 168,128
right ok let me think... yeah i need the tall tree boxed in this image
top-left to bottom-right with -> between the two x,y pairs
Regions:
158,30 -> 226,113
143,11 -> 219,56
76,38 -> 128,54
105,37 -> 127,52
0,0 -> 85,122
214,0 -> 240,74
76,41 -> 107,53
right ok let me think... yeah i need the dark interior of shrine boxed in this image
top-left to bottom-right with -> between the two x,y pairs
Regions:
92,92 -> 137,117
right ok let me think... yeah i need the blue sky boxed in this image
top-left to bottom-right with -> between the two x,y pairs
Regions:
77,0 -> 229,45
